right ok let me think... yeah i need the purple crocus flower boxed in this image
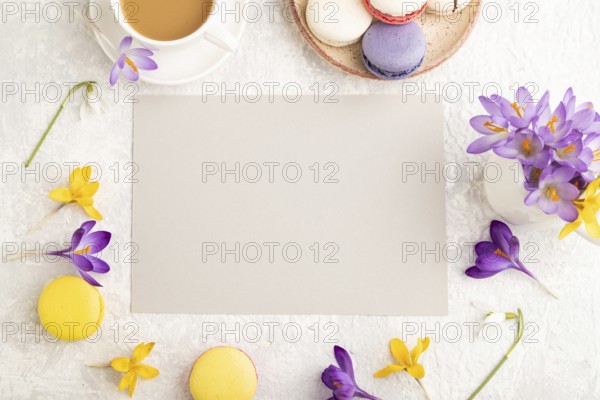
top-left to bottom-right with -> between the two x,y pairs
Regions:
552,133 -> 593,172
466,94 -> 514,154
581,133 -> 600,181
48,221 -> 111,286
499,87 -> 548,129
524,166 -> 580,222
562,88 -> 599,134
321,346 -> 380,400
536,102 -> 576,149
494,129 -> 550,168
109,36 -> 158,86
466,220 -> 558,298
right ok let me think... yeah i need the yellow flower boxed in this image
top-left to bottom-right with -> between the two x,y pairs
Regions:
110,342 -> 159,397
374,337 -> 430,379
560,178 -> 600,239
49,166 -> 102,220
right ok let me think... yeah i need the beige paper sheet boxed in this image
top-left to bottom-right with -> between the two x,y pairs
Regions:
132,95 -> 447,315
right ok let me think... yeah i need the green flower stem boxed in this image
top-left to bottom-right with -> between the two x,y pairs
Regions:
467,308 -> 524,400
416,378 -> 433,400
25,81 -> 96,168
26,203 -> 66,235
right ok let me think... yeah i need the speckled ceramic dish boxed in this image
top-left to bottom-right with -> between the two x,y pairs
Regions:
289,0 -> 482,79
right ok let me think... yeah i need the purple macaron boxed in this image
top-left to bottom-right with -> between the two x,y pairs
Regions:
362,21 -> 426,80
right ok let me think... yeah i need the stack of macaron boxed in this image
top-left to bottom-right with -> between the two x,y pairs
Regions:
305,0 -> 469,80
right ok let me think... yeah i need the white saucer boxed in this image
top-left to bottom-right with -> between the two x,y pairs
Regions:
92,0 -> 247,85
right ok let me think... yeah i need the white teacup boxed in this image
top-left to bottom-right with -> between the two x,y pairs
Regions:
112,0 -> 239,52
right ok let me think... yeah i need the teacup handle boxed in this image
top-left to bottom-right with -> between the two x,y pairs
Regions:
204,26 -> 238,52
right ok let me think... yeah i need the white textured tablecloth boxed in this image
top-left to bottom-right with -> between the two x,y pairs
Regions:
1,0 -> 599,399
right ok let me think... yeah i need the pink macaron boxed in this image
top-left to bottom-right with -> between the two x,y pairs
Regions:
363,0 -> 428,24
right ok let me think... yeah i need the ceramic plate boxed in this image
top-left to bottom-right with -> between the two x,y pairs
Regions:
289,0 -> 482,79
91,0 -> 247,85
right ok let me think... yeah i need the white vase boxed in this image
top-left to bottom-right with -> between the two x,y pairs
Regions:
482,156 -> 600,245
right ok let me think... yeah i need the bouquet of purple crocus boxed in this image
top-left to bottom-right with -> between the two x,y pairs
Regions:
468,87 -> 600,239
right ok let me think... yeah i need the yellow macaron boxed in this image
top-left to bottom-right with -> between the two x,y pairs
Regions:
189,347 -> 258,400
38,275 -> 105,342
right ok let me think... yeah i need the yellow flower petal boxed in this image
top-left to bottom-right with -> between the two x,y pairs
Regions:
559,218 -> 582,240
75,197 -> 94,207
585,179 -> 600,198
70,167 -> 86,193
119,371 -> 136,391
373,364 -> 406,378
410,337 -> 430,364
389,338 -> 411,367
407,363 -> 425,379
132,342 -> 155,364
128,374 -> 138,397
585,219 -> 600,238
81,166 -> 93,183
132,364 -> 159,379
49,187 -> 72,203
110,357 -> 131,373
83,205 -> 103,220
78,181 -> 100,198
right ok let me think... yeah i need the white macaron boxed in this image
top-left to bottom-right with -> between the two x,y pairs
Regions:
306,0 -> 373,47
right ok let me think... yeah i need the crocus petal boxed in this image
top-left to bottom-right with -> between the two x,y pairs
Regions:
78,231 -> 112,254
474,241 -> 497,256
127,48 -> 153,57
80,220 -> 97,235
389,338 -> 411,367
111,357 -> 131,372
465,266 -> 503,279
470,115 -> 507,136
334,346 -> 355,381
475,253 -> 515,272
49,187 -> 72,203
87,255 -> 110,273
559,218 -> 582,240
109,62 -> 121,86
132,364 -> 159,379
557,201 -> 579,222
406,364 -> 425,379
467,134 -> 507,154
489,220 -> 513,253
70,227 -> 86,250
373,364 -> 406,378
508,236 -> 520,261
78,269 -> 102,287
322,365 -> 354,391
78,181 -> 99,198
555,183 -> 580,200
584,218 -> 600,238
129,55 -> 158,71
117,53 -> 127,69
119,36 -> 133,53
74,197 -> 94,207
410,337 -> 430,364
524,189 -> 542,206
553,167 -> 576,183
121,64 -> 140,82
82,205 -> 103,220
72,254 -> 93,271
132,342 -> 155,364
128,374 -> 138,397
571,108 -> 596,130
